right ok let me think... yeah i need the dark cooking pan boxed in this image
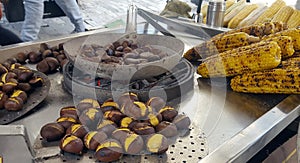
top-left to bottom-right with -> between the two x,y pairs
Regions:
63,31 -> 184,80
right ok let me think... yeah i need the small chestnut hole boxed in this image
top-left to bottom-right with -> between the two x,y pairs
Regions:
198,157 -> 202,160
188,155 -> 192,158
171,158 -> 175,160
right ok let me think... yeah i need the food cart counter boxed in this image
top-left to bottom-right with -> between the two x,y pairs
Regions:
0,19 -> 299,163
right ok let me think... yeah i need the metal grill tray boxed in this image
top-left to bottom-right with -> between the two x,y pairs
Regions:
0,71 -> 50,124
33,124 -> 208,163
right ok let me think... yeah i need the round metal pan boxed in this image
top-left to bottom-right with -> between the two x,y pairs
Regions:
0,71 -> 50,124
63,33 -> 184,80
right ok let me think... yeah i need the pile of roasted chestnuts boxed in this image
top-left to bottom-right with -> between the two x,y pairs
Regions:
0,62 -> 44,111
80,39 -> 170,65
40,92 -> 191,162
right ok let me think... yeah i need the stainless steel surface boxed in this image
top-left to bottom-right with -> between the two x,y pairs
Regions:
0,18 -> 300,163
206,1 -> 226,27
0,71 -> 50,125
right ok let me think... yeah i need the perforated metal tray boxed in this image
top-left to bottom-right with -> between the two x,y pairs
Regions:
0,71 -> 50,124
32,124 -> 208,163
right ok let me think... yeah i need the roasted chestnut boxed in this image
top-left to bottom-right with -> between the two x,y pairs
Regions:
155,121 -> 178,138
172,114 -> 191,130
60,106 -> 78,119
18,70 -> 34,82
146,97 -> 166,113
121,101 -> 150,120
66,124 -> 89,138
17,83 -> 32,92
103,110 -> 126,125
159,106 -> 178,122
40,122 -> 65,141
145,134 -> 169,154
111,128 -> 132,142
119,116 -> 135,129
84,131 -> 108,150
56,116 -> 77,129
28,51 -> 42,63
76,98 -> 100,113
94,139 -> 123,162
79,108 -> 102,130
146,113 -> 162,127
122,133 -> 144,155
2,82 -> 17,94
117,92 -> 139,106
132,122 -> 155,136
29,76 -> 44,87
60,134 -> 84,155
4,97 -> 24,111
100,101 -> 119,113
11,90 -> 27,102
96,120 -> 117,136
16,52 -> 28,64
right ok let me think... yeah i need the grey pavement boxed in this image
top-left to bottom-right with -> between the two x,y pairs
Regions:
0,0 -> 197,41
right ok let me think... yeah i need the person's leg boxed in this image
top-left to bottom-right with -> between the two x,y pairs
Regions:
55,0 -> 85,32
0,25 -> 22,46
21,0 -> 44,41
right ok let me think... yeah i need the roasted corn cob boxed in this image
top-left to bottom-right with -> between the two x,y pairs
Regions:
224,3 -> 247,27
263,28 -> 300,50
201,4 -> 208,20
197,41 -> 281,78
287,9 -> 300,28
211,22 -> 287,41
230,68 -> 300,94
254,0 -> 286,24
281,57 -> 300,69
263,36 -> 294,59
228,4 -> 259,29
271,6 -> 294,23
225,0 -> 246,16
237,5 -> 268,28
184,32 -> 260,60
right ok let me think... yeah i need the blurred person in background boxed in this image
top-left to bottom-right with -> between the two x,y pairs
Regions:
0,1 -> 22,46
21,0 -> 86,42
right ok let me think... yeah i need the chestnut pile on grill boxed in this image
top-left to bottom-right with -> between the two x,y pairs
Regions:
40,93 -> 191,162
0,62 -> 44,111
80,40 -> 170,65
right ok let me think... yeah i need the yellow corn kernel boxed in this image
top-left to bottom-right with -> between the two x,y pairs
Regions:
271,6 -> 294,23
197,41 -> 281,78
254,0 -> 286,24
230,68 -> 300,94
228,4 -> 259,29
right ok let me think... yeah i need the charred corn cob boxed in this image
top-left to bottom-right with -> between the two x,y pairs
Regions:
197,41 -> 281,78
263,36 -> 294,59
211,22 -> 287,41
224,3 -> 247,27
271,6 -> 294,23
237,5 -> 268,28
281,57 -> 300,69
230,68 -> 300,94
254,0 -> 286,24
225,0 -> 246,16
287,9 -> 300,28
228,4 -> 259,29
184,32 -> 260,60
263,28 -> 300,50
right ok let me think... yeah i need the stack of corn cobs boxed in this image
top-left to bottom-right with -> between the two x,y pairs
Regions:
184,22 -> 300,94
201,0 -> 300,29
